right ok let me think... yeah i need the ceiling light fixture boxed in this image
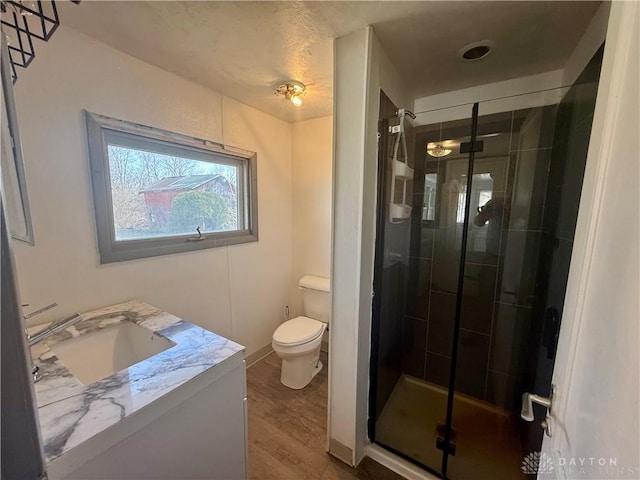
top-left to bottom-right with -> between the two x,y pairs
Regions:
275,81 -> 306,107
427,143 -> 453,158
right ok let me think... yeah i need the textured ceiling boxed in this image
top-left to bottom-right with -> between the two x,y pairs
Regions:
57,1 -> 599,123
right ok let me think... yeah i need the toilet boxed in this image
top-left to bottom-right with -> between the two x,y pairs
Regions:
272,275 -> 330,389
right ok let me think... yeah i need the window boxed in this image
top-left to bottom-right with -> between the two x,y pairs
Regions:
85,112 -> 258,263
456,173 -> 493,223
422,173 -> 437,222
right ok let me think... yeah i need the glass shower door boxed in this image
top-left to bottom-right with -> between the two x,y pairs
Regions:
442,103 -> 561,479
408,98 -> 566,479
371,97 -> 477,476
370,51 -> 602,478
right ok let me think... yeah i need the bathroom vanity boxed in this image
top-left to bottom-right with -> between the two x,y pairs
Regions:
29,301 -> 247,480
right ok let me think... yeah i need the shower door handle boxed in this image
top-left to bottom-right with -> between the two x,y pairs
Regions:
521,384 -> 555,437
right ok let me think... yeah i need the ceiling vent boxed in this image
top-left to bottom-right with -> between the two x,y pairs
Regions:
459,41 -> 494,62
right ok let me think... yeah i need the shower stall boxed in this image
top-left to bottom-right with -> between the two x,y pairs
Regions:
369,47 -> 603,479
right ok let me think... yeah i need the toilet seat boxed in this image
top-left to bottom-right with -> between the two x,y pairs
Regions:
272,316 -> 325,347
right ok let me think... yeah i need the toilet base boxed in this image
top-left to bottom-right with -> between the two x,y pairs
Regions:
278,347 -> 323,390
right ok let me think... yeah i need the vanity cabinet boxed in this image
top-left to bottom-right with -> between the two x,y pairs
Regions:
31,301 -> 248,480
48,353 -> 248,480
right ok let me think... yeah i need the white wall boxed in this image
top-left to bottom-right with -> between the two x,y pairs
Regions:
330,27 -> 369,463
562,2 -> 610,87
545,2 -> 639,477
413,70 -> 565,124
330,26 -> 411,465
12,26 -> 292,356
290,116 -> 333,314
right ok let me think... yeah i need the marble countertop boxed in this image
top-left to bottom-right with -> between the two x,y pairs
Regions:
30,300 -> 244,463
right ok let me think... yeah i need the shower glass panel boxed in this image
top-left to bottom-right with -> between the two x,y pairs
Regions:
371,91 -> 436,468
370,53 -> 602,478
372,97 -> 472,475
445,99 -> 564,480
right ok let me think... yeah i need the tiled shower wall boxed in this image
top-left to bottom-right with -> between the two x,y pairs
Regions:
402,107 -> 558,408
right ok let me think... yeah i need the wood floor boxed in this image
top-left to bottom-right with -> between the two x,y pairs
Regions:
246,351 -> 404,480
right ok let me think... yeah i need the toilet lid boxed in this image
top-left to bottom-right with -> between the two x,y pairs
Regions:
273,316 -> 325,346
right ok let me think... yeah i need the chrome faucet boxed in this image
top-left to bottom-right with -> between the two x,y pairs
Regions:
27,313 -> 82,347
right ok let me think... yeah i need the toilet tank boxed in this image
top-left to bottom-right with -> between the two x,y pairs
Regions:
299,275 -> 330,324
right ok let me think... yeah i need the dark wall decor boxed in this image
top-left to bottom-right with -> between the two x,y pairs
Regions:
0,0 -> 80,81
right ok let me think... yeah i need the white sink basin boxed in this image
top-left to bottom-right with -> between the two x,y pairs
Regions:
50,322 -> 176,385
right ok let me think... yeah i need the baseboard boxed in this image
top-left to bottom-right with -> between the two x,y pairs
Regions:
244,344 -> 273,367
364,443 -> 439,480
329,438 -> 354,466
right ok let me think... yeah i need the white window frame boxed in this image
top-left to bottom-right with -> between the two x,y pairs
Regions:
85,111 -> 258,263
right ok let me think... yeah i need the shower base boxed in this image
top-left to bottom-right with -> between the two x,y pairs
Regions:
375,375 -> 526,479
